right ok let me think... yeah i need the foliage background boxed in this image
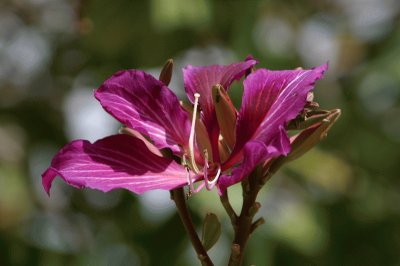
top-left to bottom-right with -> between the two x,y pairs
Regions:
1,0 -> 400,265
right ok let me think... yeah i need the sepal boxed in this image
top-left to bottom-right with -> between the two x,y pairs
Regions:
283,109 -> 341,163
159,58 -> 173,86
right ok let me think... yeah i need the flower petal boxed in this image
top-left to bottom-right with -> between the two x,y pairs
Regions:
42,135 -> 189,195
95,70 -> 191,154
218,125 -> 289,194
225,63 -> 328,169
219,64 -> 328,191
183,59 -> 258,104
183,59 -> 257,160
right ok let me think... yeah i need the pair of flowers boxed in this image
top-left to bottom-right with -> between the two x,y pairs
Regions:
42,57 -> 327,196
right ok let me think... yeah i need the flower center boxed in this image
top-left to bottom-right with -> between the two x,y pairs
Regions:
203,149 -> 221,190
185,93 -> 221,194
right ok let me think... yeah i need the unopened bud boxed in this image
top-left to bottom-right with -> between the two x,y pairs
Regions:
283,109 -> 341,163
159,58 -> 173,86
304,92 -> 320,110
306,92 -> 314,102
287,109 -> 332,130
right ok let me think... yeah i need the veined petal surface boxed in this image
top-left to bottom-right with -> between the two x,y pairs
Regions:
95,70 -> 191,154
42,135 -> 189,195
220,64 -> 328,191
218,126 -> 289,194
183,59 -> 257,159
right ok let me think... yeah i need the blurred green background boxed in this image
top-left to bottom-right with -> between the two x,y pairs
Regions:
1,0 -> 400,265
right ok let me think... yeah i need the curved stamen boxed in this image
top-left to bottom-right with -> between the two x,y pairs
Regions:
203,150 -> 210,190
187,170 -> 205,194
189,93 -> 201,174
206,164 -> 221,190
203,149 -> 221,190
183,154 -> 204,195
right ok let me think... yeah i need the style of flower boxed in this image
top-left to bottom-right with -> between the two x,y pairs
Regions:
42,58 -> 327,196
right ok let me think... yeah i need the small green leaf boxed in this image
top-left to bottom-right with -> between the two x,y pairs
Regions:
201,213 -> 221,251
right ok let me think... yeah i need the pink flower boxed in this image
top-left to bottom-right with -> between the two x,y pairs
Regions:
42,59 -> 327,195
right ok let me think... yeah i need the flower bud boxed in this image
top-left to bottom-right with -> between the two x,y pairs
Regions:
159,58 -> 173,85
287,110 -> 332,130
283,109 -> 341,162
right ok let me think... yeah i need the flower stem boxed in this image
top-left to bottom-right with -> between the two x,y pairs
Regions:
171,188 -> 214,266
226,160 -> 285,265
219,191 -> 238,226
227,177 -> 261,266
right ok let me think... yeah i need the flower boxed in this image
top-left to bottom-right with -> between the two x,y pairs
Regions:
42,58 -> 327,196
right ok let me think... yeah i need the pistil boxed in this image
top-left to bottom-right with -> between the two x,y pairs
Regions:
189,93 -> 201,174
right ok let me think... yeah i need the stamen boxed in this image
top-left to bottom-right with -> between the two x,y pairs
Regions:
189,93 -> 201,173
206,164 -> 221,190
183,154 -> 204,196
203,150 -> 210,190
211,166 -> 221,186
185,167 -> 192,198
187,169 -> 205,194
203,149 -> 221,190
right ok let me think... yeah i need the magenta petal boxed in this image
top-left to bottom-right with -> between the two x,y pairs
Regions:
42,135 -> 189,195
219,64 -> 327,192
225,63 -> 328,168
183,59 -> 257,159
218,125 -> 290,194
183,59 -> 257,104
95,70 -> 191,154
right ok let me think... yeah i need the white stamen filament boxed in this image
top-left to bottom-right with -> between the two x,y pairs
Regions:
189,93 -> 201,173
183,155 -> 204,195
186,168 -> 197,194
203,150 -> 210,190
205,165 -> 221,190
203,149 -> 221,190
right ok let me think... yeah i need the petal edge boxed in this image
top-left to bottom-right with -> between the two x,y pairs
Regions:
42,135 -> 190,195
95,70 -> 191,154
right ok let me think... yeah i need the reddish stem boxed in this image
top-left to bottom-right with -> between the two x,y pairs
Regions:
171,188 -> 214,266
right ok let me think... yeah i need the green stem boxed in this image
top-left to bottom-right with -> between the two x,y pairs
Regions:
219,191 -> 238,226
227,160 -> 284,266
228,182 -> 261,266
224,169 -> 261,266
171,188 -> 214,266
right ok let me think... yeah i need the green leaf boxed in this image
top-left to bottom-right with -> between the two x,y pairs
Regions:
201,213 -> 221,251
